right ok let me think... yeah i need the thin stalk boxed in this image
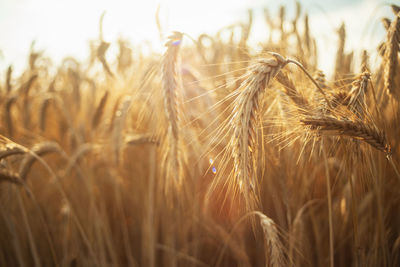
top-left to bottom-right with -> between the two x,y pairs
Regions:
287,59 -> 333,109
349,174 -> 360,267
322,146 -> 334,267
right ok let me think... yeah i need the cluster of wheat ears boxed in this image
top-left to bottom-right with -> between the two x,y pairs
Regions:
0,3 -> 399,267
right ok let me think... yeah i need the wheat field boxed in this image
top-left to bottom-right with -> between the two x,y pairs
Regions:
0,2 -> 400,267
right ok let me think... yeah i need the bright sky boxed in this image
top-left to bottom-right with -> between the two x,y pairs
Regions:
0,0 -> 393,76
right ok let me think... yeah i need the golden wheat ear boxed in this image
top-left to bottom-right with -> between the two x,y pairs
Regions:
256,211 -> 287,267
160,31 -> 186,193
301,116 -> 391,157
228,53 -> 288,211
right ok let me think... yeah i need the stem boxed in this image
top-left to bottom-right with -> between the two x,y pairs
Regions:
322,147 -> 334,267
286,59 -> 333,109
369,79 -> 383,123
349,174 -> 360,267
388,157 -> 400,183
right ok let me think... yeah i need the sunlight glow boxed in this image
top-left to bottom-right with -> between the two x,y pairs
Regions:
0,0 -> 393,74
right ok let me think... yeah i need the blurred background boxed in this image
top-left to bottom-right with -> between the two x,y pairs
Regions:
0,1 -> 399,266
0,0 -> 393,75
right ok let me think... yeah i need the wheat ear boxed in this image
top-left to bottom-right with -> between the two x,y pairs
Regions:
255,211 -> 286,267
361,50 -> 370,72
5,65 -> 12,93
301,116 -> 391,156
383,12 -> 400,100
97,41 -> 114,77
334,23 -> 346,81
314,70 -> 329,90
124,134 -> 159,146
39,96 -> 53,132
161,32 -> 185,190
216,210 -> 286,267
0,135 -> 28,159
231,53 -> 288,209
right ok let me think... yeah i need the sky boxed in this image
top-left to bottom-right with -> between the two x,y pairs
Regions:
0,0 -> 394,76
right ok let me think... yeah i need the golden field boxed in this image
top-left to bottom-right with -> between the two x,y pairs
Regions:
0,3 -> 399,267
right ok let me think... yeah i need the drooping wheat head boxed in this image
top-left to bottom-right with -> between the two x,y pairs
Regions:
229,53 -> 288,210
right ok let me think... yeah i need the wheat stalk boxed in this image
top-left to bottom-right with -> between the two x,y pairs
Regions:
275,71 -> 310,111
112,96 -> 132,165
39,96 -> 52,132
19,142 -> 62,180
92,90 -> 109,129
97,41 -> 114,77
304,14 -> 310,54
